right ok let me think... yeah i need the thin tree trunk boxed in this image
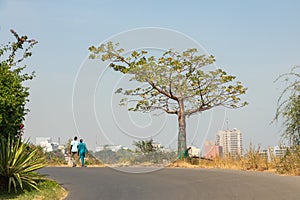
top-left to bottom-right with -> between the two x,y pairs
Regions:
177,99 -> 187,159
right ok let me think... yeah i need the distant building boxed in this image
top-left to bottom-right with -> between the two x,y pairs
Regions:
36,137 -> 61,152
216,128 -> 243,158
152,142 -> 172,152
269,146 -> 287,157
204,141 -> 223,159
95,146 -> 105,152
36,137 -> 52,145
95,145 -> 127,152
259,146 -> 287,161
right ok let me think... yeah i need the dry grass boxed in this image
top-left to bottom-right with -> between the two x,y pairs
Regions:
167,160 -> 201,168
168,145 -> 300,176
275,147 -> 300,175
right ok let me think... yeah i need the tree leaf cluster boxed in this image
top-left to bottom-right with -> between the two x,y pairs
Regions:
133,139 -> 158,153
0,30 -> 37,139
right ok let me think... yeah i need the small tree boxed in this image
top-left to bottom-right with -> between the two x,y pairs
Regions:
0,29 -> 37,139
274,66 -> 300,147
133,139 -> 157,153
89,42 -> 248,158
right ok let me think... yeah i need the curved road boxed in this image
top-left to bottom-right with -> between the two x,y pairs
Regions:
40,167 -> 300,200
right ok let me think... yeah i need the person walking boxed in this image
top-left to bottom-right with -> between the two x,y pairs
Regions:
70,136 -> 79,167
77,138 -> 88,167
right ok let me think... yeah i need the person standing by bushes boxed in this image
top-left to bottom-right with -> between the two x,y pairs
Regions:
78,139 -> 88,167
70,136 -> 79,167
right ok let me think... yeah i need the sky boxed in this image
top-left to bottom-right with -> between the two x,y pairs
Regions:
0,0 -> 299,151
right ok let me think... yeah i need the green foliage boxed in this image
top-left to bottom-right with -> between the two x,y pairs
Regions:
132,140 -> 177,164
45,150 -> 67,165
133,139 -> 158,153
134,151 -> 177,164
84,152 -> 103,166
274,66 -> 300,146
0,179 -> 67,199
89,42 -> 247,114
0,136 -> 46,193
93,147 -> 176,165
94,149 -> 134,164
0,30 -> 37,139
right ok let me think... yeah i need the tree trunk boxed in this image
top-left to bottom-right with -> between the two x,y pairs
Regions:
177,99 -> 187,159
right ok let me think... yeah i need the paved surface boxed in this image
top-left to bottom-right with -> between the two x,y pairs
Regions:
39,167 -> 300,200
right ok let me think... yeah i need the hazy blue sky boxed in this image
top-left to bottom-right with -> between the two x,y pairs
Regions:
1,0 -> 299,151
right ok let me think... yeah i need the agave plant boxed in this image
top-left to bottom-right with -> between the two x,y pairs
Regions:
0,136 -> 46,193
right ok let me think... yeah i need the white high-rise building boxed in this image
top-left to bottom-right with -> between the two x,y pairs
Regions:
216,128 -> 243,158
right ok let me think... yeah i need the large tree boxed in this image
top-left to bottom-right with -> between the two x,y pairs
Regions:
89,42 -> 248,158
274,66 -> 300,147
0,30 -> 37,139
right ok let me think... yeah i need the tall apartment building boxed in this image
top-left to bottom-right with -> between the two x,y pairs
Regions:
216,128 -> 243,157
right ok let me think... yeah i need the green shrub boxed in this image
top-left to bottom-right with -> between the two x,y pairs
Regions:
45,150 -> 67,165
0,136 -> 46,193
0,30 -> 37,139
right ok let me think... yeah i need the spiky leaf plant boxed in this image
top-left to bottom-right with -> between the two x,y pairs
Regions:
0,136 -> 46,193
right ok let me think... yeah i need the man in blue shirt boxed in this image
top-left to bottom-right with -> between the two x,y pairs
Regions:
77,138 -> 88,167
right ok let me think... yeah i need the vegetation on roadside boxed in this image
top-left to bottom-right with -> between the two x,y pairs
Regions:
0,30 -> 51,197
274,66 -> 299,147
0,179 -> 67,200
0,29 -> 36,140
133,139 -> 158,154
169,143 -> 300,176
273,66 -> 300,175
44,150 -> 68,166
38,139 -> 299,176
0,137 -> 46,193
166,66 -> 300,176
275,146 -> 300,175
31,143 -> 103,167
93,140 -> 177,166
0,29 -> 66,199
94,150 -> 177,166
90,139 -> 300,176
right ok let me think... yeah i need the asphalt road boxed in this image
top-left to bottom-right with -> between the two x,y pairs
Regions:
39,167 -> 300,200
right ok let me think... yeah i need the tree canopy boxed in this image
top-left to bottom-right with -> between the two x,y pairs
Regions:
133,139 -> 158,153
89,42 -> 248,157
0,29 -> 37,139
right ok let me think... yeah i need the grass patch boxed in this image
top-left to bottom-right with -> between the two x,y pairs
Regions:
0,179 -> 67,200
